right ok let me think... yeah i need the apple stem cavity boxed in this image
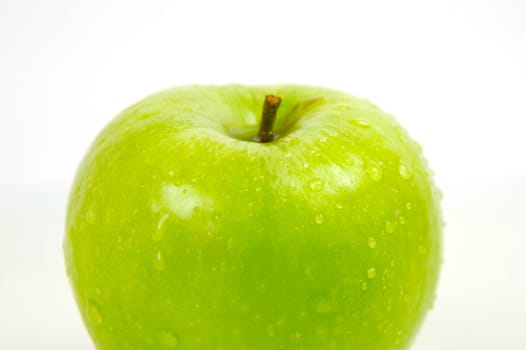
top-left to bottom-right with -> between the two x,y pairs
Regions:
256,94 -> 282,143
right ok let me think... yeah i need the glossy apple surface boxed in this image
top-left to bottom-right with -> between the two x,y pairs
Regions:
64,85 -> 442,350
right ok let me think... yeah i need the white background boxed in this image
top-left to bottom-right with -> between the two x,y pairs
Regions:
1,0 -> 525,349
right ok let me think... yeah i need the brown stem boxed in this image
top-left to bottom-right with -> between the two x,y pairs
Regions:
257,95 -> 281,143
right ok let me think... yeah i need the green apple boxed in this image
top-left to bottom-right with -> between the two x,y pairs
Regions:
64,84 -> 442,350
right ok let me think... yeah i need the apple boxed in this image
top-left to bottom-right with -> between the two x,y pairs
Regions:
64,84 -> 442,350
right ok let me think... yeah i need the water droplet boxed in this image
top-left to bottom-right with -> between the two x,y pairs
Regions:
152,213 -> 169,242
385,221 -> 395,234
335,103 -> 353,111
153,250 -> 166,271
168,170 -> 175,177
308,178 -> 325,192
395,126 -> 409,144
335,202 -> 343,209
368,267 -> 377,279
160,329 -> 180,348
315,213 -> 325,224
361,281 -> 368,290
86,205 -> 96,224
266,325 -> 275,337
399,163 -> 411,180
386,297 -> 393,312
313,296 -> 333,314
406,202 -> 413,210
367,236 -> 376,248
398,216 -> 406,225
294,331 -> 302,339
138,113 -> 153,120
303,162 -> 310,169
350,119 -> 371,128
365,162 -> 382,182
88,300 -> 103,325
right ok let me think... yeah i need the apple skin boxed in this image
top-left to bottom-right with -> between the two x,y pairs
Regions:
64,85 -> 442,350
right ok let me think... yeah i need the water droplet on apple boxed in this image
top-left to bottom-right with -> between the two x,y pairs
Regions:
315,213 -> 324,224
350,119 -> 371,128
294,331 -> 302,339
160,329 -> 180,348
361,281 -> 368,290
367,236 -> 376,248
406,202 -> 413,210
313,296 -> 333,314
398,216 -> 406,225
87,300 -> 103,325
86,205 -> 96,224
385,221 -> 395,234
153,250 -> 166,271
367,267 -> 377,279
95,136 -> 106,147
395,126 -> 409,144
365,162 -> 382,182
303,162 -> 310,169
152,213 -> 169,242
399,163 -> 411,179
308,178 -> 325,192
335,103 -> 352,111
266,325 -> 275,337
335,202 -> 343,209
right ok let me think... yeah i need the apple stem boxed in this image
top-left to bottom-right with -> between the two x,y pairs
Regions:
257,94 -> 282,143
